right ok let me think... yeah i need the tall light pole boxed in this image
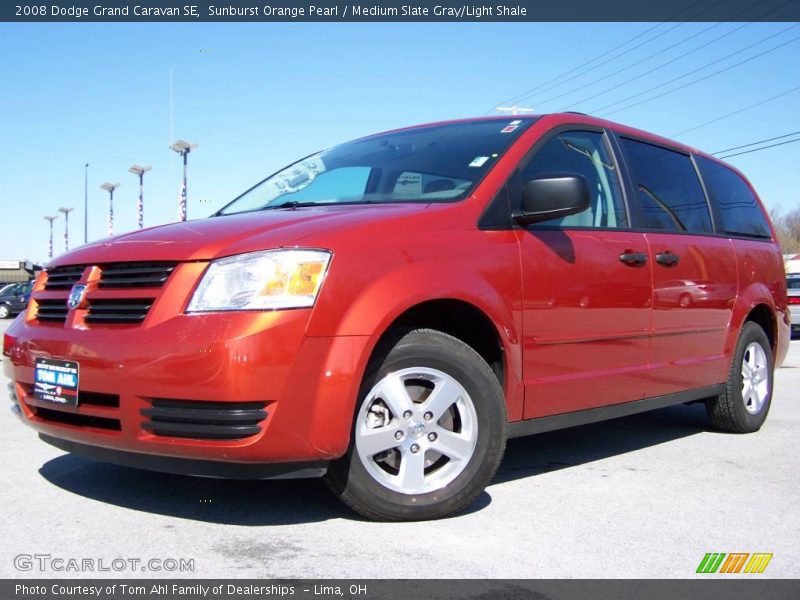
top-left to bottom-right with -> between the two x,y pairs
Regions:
84,163 -> 89,243
128,164 -> 152,229
170,139 -> 198,222
58,207 -> 74,252
44,216 -> 58,259
100,183 -> 120,236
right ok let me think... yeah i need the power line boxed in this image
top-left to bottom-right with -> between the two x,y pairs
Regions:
492,0 -> 728,112
712,130 -> 800,155
499,24 -> 689,107
717,137 -> 800,159
534,22 -> 732,109
592,23 -> 798,114
490,24 -> 668,112
552,22 -> 741,110
595,29 -> 800,117
672,84 -> 800,136
560,0 -> 788,111
543,0 -> 782,110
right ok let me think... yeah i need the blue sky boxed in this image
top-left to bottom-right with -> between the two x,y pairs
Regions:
1,22 -> 798,264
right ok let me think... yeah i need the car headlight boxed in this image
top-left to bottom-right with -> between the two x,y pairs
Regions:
187,249 -> 332,312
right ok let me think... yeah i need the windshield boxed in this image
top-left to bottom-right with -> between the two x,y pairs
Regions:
216,119 -> 535,215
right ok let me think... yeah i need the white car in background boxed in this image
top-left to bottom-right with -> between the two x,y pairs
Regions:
788,273 -> 800,339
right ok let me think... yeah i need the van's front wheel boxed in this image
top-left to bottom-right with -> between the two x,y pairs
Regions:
325,329 -> 507,521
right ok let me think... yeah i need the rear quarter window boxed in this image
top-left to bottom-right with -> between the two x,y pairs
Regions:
695,156 -> 772,239
620,138 -> 713,234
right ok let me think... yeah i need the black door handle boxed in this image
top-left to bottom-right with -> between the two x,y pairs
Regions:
619,252 -> 647,266
655,252 -> 680,266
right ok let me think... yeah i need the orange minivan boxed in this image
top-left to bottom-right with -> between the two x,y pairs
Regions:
4,113 -> 790,520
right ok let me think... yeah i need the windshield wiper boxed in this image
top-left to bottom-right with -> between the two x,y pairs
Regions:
265,200 -> 325,210
265,199 -> 379,210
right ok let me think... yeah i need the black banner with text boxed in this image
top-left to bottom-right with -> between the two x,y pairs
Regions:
4,0 -> 800,22
4,579 -> 800,600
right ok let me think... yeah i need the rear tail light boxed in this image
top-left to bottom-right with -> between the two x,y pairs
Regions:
788,296 -> 800,305
2,333 -> 13,357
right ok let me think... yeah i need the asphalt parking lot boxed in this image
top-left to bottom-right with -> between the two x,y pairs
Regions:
1,318 -> 798,579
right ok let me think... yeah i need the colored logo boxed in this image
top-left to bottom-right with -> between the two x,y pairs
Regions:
697,553 -> 773,574
67,285 -> 87,310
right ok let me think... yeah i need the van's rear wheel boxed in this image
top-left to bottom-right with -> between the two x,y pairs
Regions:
706,321 -> 773,433
325,329 -> 506,521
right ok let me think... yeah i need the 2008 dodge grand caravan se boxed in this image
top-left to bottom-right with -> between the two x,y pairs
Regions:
4,114 -> 790,520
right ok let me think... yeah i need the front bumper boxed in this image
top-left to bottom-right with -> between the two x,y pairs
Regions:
4,310 -> 374,470
39,434 -> 329,479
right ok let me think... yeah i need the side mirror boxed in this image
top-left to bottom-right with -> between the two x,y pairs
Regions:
513,174 -> 591,225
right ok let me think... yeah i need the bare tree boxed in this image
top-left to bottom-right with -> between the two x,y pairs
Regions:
769,205 -> 800,254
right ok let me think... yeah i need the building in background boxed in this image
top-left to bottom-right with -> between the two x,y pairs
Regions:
0,260 -> 42,285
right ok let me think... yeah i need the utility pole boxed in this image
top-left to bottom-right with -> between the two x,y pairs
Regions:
44,216 -> 58,259
84,163 -> 89,243
58,207 -> 74,252
495,105 -> 535,116
100,183 -> 120,236
170,139 -> 198,222
129,164 -> 152,229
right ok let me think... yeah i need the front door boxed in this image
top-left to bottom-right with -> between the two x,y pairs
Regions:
516,129 -> 653,419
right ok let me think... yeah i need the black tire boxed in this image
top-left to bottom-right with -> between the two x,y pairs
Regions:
706,321 -> 774,433
325,328 -> 507,521
0,304 -> 10,319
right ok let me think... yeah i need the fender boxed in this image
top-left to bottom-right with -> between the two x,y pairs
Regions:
725,282 -> 785,371
727,238 -> 791,369
306,235 -> 525,420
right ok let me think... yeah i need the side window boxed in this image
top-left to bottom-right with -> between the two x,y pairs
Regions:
695,156 -> 771,239
620,138 -> 713,233
520,130 -> 627,228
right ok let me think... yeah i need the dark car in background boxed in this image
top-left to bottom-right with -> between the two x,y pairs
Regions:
0,281 -> 33,319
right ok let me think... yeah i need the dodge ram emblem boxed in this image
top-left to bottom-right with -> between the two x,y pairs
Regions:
67,285 -> 87,310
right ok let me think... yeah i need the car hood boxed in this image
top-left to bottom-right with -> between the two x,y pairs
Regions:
48,204 -> 432,267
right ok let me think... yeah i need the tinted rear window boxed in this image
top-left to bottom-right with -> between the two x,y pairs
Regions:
695,156 -> 771,239
621,138 -> 713,234
788,277 -> 800,290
